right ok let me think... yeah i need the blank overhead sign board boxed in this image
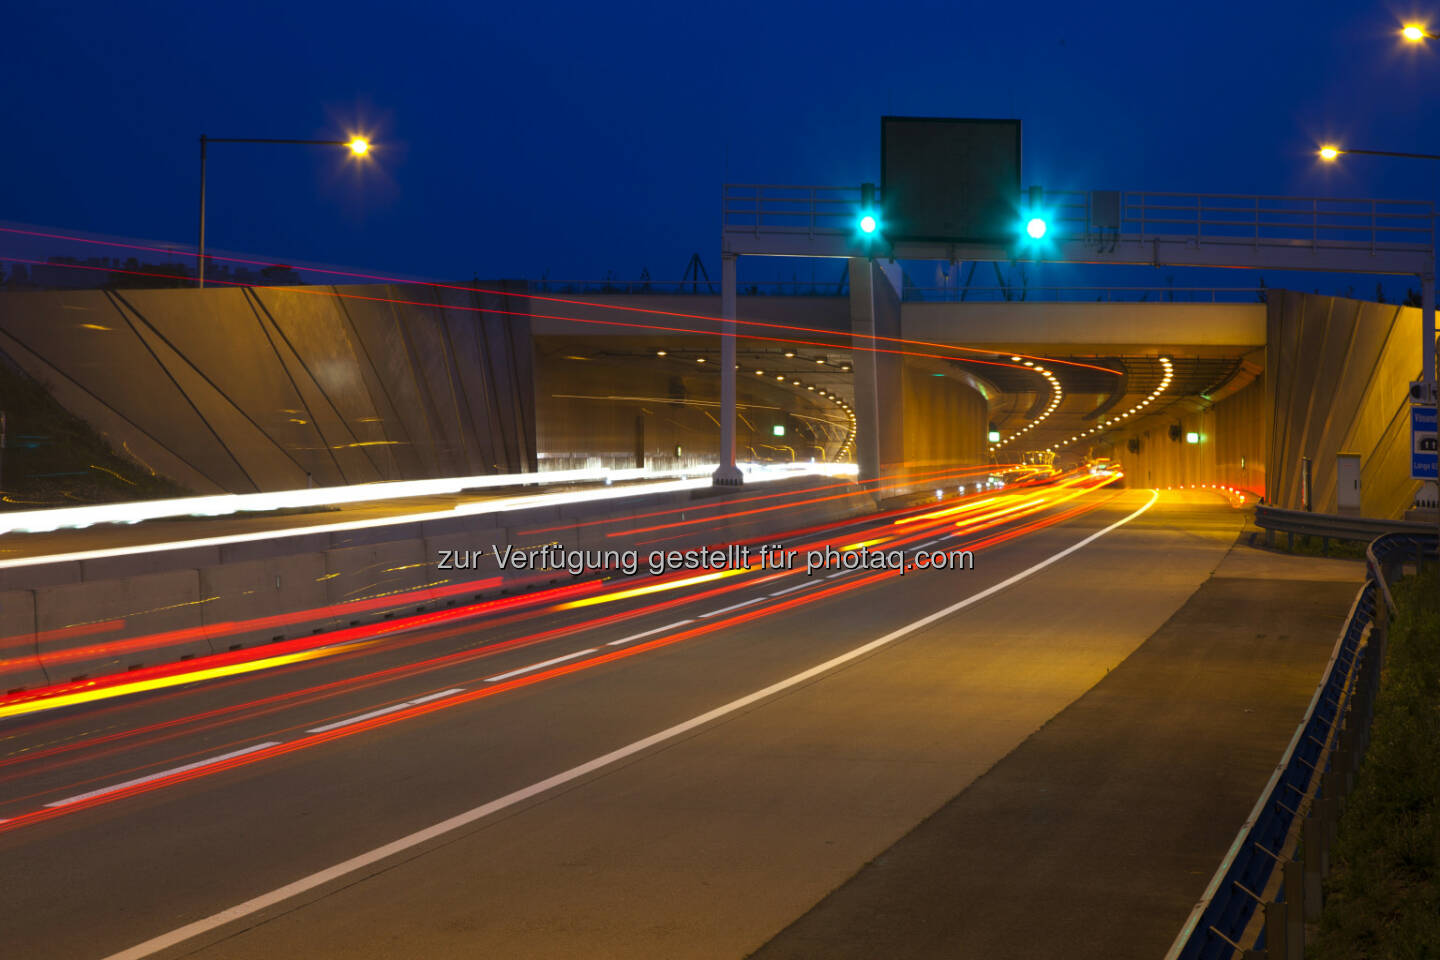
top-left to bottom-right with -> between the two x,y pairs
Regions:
880,117 -> 1021,244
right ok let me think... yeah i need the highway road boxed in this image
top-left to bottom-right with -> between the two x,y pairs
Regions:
0,484 -> 1360,959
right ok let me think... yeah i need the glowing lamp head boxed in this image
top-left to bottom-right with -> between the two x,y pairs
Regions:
348,137 -> 371,156
1318,145 -> 1341,162
1025,217 -> 1048,240
859,214 -> 877,234
1403,24 -> 1427,42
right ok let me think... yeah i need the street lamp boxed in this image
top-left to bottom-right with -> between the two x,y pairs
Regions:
1316,142 -> 1439,395
1402,24 -> 1435,42
196,134 -> 372,287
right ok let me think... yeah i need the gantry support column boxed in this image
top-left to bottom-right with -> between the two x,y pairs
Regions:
848,258 -> 905,486
712,252 -> 743,485
1423,268 -> 1436,393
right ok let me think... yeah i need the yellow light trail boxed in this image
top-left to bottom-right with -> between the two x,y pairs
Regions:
554,567 -> 750,610
0,640 -> 378,721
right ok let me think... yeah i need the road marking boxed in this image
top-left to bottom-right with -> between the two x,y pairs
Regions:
769,581 -> 813,597
485,650 -> 597,682
306,689 -> 465,734
697,597 -> 764,618
606,620 -> 694,646
45,742 -> 283,808
824,571 -> 847,579
100,490 -> 1157,960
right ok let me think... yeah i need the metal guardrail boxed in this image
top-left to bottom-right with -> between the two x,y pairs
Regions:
1253,503 -> 1435,548
1164,530 -> 1438,960
721,184 -> 1435,253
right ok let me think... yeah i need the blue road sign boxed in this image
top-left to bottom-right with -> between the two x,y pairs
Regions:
1413,403 -> 1438,479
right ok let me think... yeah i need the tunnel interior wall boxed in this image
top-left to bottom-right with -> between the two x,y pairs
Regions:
1266,291 -> 1424,517
899,360 -> 989,474
532,338 -> 851,469
1109,374 -> 1267,496
0,284 -> 537,494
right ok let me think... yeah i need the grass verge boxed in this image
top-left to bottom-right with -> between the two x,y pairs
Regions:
1309,566 -> 1440,958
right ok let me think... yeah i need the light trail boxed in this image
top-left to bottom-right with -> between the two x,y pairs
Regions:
0,481 -> 1131,830
9,493 -> 1158,960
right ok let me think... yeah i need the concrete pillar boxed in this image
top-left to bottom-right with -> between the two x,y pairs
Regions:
713,252 -> 742,486
1424,269 -> 1436,391
848,258 -> 904,485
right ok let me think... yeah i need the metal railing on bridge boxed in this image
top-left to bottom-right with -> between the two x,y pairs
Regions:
1164,529 -> 1438,960
721,184 -> 1434,254
526,279 -> 1270,303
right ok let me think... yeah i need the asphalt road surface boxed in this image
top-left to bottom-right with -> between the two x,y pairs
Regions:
0,489 -> 1362,959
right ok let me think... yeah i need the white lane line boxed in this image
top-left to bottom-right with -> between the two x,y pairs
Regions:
99,490 -> 1157,960
305,688 -> 465,734
606,619 -> 694,646
406,688 -> 466,707
697,597 -> 765,618
769,581 -> 814,597
485,649 -> 597,682
306,687 -> 463,731
824,571 -> 847,579
45,742 -> 284,808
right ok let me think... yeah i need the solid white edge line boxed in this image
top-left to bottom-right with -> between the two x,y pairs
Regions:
484,649 -> 597,683
306,688 -> 466,733
606,620 -> 694,646
100,490 -> 1158,960
696,597 -> 764,618
45,742 -> 284,808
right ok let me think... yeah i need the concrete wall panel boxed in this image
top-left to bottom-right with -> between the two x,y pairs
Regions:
0,590 -> 46,691
200,552 -> 332,650
35,570 -> 209,681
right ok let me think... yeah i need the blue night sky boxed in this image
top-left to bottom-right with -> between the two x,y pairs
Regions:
5,0 -> 1440,289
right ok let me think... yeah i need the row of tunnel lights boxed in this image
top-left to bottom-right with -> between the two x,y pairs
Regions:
1047,357 -> 1174,453
655,349 -> 857,459
988,357 -> 1063,454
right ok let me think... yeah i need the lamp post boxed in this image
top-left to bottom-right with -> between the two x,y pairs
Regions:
1318,144 -> 1438,397
196,135 -> 370,287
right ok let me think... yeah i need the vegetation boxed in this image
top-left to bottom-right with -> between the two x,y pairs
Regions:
1310,567 -> 1440,958
0,358 -> 188,509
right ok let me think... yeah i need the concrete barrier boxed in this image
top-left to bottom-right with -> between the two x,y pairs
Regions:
34,570 -> 210,681
1,474 -> 879,691
200,552 -> 332,651
0,589 -> 47,692
323,539 -> 430,623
